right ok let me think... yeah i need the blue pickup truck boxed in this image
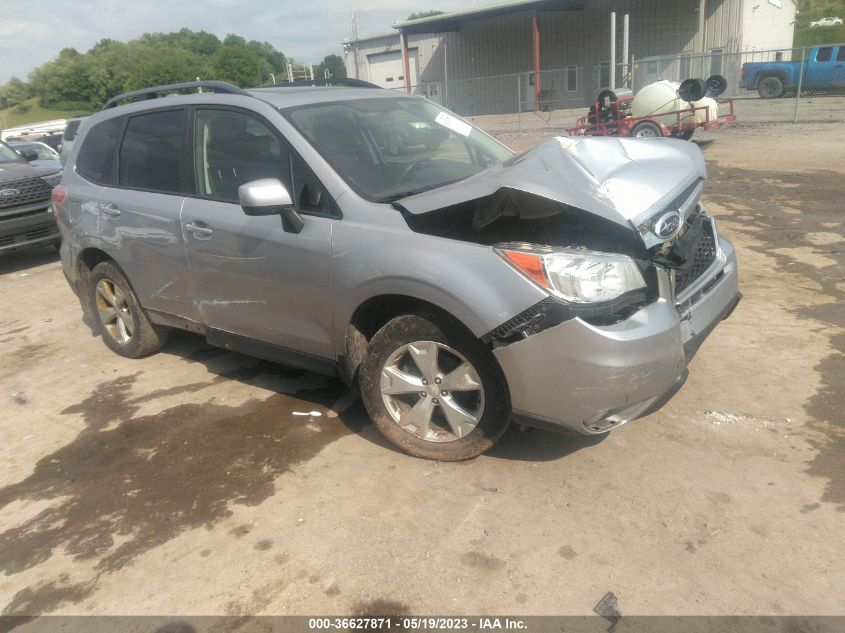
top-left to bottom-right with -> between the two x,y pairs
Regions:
742,44 -> 845,98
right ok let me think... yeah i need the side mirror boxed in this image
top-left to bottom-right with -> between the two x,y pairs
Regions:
238,178 -> 304,234
19,148 -> 38,162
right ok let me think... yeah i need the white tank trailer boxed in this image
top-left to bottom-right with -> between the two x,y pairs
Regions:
631,79 -> 720,126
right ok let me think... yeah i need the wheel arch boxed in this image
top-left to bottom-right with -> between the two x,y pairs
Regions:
76,246 -> 115,280
341,293 -> 480,386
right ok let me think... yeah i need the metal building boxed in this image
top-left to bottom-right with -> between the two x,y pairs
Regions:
342,0 -> 796,115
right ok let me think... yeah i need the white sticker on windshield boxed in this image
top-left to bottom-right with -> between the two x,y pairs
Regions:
435,111 -> 472,137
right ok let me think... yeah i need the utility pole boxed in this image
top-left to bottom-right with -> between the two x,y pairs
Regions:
350,12 -> 360,80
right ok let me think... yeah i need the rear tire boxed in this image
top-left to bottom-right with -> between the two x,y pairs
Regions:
88,261 -> 168,358
631,121 -> 663,138
757,76 -> 784,99
359,313 -> 511,461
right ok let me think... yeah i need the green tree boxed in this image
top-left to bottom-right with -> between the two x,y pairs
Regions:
30,48 -> 96,108
315,54 -> 347,79
210,44 -> 262,87
2,28 -> 287,108
124,47 -> 207,91
0,77 -> 33,109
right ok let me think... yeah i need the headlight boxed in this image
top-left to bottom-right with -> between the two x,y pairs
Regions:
41,172 -> 62,187
496,243 -> 646,304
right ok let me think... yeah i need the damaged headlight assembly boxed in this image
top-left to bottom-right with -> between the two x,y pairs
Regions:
497,244 -> 646,304
487,244 -> 650,344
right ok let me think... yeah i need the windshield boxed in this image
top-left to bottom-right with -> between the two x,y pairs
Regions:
0,142 -> 25,163
14,143 -> 59,161
283,97 -> 513,202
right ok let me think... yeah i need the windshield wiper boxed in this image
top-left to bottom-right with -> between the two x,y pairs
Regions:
375,189 -> 432,203
375,174 -> 482,204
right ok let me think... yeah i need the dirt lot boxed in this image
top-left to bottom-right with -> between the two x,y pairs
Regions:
0,120 -> 843,620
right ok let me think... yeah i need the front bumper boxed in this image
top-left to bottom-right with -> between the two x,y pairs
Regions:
495,234 -> 739,435
0,205 -> 60,253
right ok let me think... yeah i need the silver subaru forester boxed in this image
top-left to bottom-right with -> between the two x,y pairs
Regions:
54,80 -> 740,460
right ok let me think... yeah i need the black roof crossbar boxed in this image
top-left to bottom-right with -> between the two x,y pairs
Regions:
102,80 -> 250,110
265,78 -> 380,89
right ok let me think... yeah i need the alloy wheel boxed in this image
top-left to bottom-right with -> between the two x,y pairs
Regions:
380,341 -> 485,443
95,278 -> 135,345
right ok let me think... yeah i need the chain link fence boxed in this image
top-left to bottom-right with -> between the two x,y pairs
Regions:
394,45 -> 845,134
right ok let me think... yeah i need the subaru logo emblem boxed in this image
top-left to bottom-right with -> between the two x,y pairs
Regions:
654,210 -> 682,240
0,188 -> 19,200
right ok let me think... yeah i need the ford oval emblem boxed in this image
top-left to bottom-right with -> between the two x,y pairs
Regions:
0,188 -> 19,200
654,210 -> 682,240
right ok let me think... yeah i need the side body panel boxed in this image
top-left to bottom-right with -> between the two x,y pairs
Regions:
744,61 -> 800,88
180,199 -> 335,359
97,187 -> 198,321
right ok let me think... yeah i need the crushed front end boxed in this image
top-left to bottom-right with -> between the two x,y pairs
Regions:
398,135 -> 740,435
489,188 -> 739,434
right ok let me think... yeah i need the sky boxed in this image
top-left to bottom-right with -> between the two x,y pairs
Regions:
0,0 -> 479,84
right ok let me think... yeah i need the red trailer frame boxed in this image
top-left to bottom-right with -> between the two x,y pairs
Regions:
567,96 -> 736,138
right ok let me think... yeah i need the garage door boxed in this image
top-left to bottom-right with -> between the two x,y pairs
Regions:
367,49 -> 419,90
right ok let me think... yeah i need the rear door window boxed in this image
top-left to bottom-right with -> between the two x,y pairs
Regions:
118,109 -> 190,194
836,47 -> 845,62
76,117 -> 124,185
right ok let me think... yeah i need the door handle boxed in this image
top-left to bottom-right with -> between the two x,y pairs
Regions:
185,222 -> 213,236
101,203 -> 121,218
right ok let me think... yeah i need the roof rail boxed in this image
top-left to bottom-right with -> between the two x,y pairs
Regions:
267,78 -> 380,89
102,81 -> 250,110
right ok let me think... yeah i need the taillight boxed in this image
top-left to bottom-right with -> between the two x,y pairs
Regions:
52,185 -> 67,215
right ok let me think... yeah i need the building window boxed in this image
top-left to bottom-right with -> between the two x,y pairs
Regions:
385,77 -> 394,82
598,62 -> 610,88
710,49 -> 723,76
566,65 -> 578,92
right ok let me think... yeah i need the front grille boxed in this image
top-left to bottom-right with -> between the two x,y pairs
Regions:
0,223 -> 58,248
0,177 -> 53,210
674,220 -> 717,294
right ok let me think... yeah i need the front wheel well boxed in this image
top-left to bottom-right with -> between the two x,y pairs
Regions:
342,295 -> 477,386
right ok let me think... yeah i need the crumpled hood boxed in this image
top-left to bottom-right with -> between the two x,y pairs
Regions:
399,136 -> 707,229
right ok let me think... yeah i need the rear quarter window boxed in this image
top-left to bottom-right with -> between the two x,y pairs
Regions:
76,117 -> 124,185
63,119 -> 83,141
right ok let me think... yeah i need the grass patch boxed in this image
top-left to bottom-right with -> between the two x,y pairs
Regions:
0,98 -> 91,131
795,24 -> 845,47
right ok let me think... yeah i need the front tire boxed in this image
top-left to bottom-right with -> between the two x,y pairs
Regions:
88,261 -> 167,358
359,313 -> 511,461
